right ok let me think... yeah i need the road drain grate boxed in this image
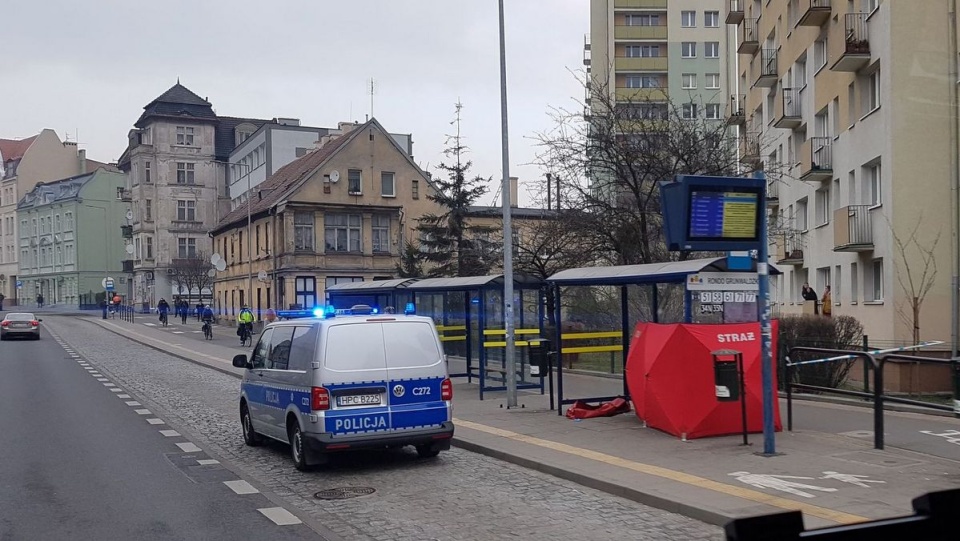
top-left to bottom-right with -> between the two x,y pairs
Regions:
315,487 -> 376,500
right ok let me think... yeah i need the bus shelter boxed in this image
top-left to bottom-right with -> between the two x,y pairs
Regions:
406,274 -> 545,400
546,256 -> 780,414
325,278 -> 417,312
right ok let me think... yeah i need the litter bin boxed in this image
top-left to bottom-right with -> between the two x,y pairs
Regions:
528,338 -> 551,378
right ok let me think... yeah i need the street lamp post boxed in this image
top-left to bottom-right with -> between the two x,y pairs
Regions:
498,0 -> 518,408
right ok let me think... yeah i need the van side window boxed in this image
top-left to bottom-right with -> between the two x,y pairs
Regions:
288,326 -> 318,371
251,329 -> 273,369
268,327 -> 295,370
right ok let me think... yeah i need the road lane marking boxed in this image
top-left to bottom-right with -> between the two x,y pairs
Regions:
146,418 -> 165,425
110,388 -> 123,393
117,394 -> 131,398
176,442 -> 201,453
103,383 -> 116,387
125,401 -> 141,406
159,430 -> 180,437
257,507 -> 302,526
96,378 -> 108,382
454,418 -> 868,525
223,480 -> 259,495
197,459 -> 219,465
172,331 -> 185,334
134,409 -> 151,415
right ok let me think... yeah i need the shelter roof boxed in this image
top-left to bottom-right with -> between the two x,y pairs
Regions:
547,257 -> 780,286
407,274 -> 542,291
325,278 -> 418,292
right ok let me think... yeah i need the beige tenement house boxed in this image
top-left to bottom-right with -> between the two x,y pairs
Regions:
0,129 -> 99,305
210,118 -> 438,318
730,0 -> 955,346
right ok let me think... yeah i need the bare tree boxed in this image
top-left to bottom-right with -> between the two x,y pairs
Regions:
890,218 -> 941,345
169,251 -> 214,304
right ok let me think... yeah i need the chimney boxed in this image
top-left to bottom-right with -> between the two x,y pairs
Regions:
78,149 -> 87,174
510,176 -> 519,208
338,121 -> 359,134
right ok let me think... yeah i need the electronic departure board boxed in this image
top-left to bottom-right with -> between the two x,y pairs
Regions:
688,189 -> 761,241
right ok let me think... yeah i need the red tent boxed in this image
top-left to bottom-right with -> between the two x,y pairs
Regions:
626,321 -> 781,440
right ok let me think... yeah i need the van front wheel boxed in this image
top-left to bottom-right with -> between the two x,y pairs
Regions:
416,444 -> 441,459
241,404 -> 263,447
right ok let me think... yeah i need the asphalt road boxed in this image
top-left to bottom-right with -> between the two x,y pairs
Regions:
0,327 -> 327,540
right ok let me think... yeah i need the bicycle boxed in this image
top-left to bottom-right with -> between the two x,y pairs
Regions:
202,320 -> 213,340
239,323 -> 252,347
159,311 -> 169,327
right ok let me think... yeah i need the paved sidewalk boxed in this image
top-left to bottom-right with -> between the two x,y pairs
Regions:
84,316 -> 960,530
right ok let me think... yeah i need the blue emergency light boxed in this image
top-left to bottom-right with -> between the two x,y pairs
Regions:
312,307 -> 326,318
404,302 -> 416,315
324,305 -> 337,318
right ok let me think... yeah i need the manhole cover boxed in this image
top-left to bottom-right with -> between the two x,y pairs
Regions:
314,487 -> 376,500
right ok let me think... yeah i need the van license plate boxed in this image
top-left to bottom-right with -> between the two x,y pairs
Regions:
337,394 -> 381,407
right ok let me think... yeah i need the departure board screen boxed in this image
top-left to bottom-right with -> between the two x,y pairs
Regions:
687,187 -> 761,241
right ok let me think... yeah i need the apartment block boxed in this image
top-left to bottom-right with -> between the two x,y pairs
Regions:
589,0 -> 736,121
731,0 -> 957,345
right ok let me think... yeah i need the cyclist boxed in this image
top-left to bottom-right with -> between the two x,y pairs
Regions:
201,305 -> 215,340
157,298 -> 170,327
237,305 -> 255,345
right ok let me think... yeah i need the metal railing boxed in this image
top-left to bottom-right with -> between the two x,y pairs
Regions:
844,12 -> 870,54
741,17 -> 759,44
729,93 -> 746,116
809,136 -> 832,170
842,204 -> 874,245
760,48 -> 778,77
781,87 -> 801,118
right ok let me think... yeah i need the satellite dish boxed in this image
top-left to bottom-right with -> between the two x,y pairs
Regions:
125,210 -> 133,221
211,253 -> 222,265
257,270 -> 268,281
207,269 -> 217,278
329,170 -> 340,183
215,260 -> 226,272
125,244 -> 135,255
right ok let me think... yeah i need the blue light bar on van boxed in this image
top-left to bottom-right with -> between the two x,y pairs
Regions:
324,305 -> 337,318
404,302 -> 416,315
276,309 -> 316,320
312,307 -> 325,318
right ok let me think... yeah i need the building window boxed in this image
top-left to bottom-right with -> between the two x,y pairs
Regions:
176,162 -> 195,184
705,73 -> 720,89
145,161 -> 151,183
372,215 -> 391,253
834,265 -> 842,305
814,39 -> 828,70
639,45 -> 660,57
54,215 -> 61,232
864,163 -> 881,206
705,42 -> 720,58
265,223 -> 270,253
625,14 -> 659,26
625,75 -> 659,89
381,172 -> 395,197
144,200 -> 152,222
681,42 -> 696,58
348,169 -> 362,194
816,267 -> 830,295
704,11 -> 719,27
295,276 -> 317,309
865,69 -> 880,113
135,237 -> 142,259
176,126 -> 195,146
681,10 -> 696,27
324,213 -> 362,253
178,237 -> 197,258
255,224 -> 261,255
870,259 -> 883,301
705,104 -> 720,120
681,103 -> 698,120
412,179 -> 420,199
850,262 -> 859,303
796,198 -> 808,230
681,74 -> 697,89
177,200 -> 196,221
293,211 -> 315,252
815,187 -> 830,226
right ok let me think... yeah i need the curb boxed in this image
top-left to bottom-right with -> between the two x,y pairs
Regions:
780,391 -> 957,418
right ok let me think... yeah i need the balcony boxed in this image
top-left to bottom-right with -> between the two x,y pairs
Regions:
168,220 -> 207,232
799,137 -> 833,182
122,260 -> 134,273
738,18 -> 759,55
614,25 -> 668,40
120,225 -> 133,239
774,87 -> 803,129
831,13 -> 871,72
615,87 -> 668,102
755,49 -> 778,87
615,56 -> 668,71
614,0 -> 667,8
834,205 -> 874,251
116,187 -> 132,202
767,180 -> 780,208
726,94 -> 746,126
775,231 -> 804,266
726,0 -> 744,25
739,131 -> 761,165
797,0 -> 832,27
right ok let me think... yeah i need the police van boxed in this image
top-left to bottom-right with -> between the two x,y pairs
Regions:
231,304 -> 454,470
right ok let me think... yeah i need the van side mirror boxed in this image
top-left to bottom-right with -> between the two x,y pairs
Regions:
232,354 -> 251,369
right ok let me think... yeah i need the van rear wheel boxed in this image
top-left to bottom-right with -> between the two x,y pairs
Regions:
289,422 -> 313,471
416,444 -> 441,459
240,404 -> 263,447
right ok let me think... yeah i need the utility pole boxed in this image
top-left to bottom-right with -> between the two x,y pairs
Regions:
498,0 -> 517,407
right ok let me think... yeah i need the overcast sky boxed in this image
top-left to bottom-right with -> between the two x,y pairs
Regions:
1,0 -> 588,207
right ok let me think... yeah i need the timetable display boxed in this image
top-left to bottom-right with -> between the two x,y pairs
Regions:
687,189 -> 760,241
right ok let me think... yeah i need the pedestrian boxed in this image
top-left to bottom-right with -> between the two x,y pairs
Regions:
822,285 -> 832,318
196,302 -> 204,321
36,293 -> 44,309
0,292 -> 5,311
801,282 -> 819,315
180,301 -> 188,324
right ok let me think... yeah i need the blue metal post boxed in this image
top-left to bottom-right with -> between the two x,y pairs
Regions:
683,288 -> 693,323
755,171 -> 776,455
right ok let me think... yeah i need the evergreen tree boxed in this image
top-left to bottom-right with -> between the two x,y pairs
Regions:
416,103 -> 497,277
395,242 -> 424,278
